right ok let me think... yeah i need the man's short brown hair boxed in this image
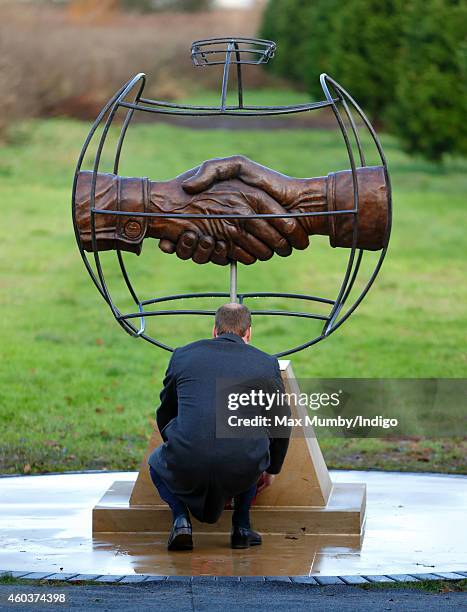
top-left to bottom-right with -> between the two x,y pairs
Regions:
215,303 -> 252,337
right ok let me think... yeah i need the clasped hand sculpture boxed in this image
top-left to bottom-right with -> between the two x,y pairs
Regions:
75,155 -> 389,265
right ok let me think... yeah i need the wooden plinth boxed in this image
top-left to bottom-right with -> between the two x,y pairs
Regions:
93,360 -> 366,535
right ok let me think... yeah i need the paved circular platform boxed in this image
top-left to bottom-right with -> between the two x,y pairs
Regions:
1,470 -> 466,578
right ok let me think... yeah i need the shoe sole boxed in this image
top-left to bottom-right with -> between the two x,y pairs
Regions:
168,532 -> 193,551
231,540 -> 262,549
231,542 -> 249,549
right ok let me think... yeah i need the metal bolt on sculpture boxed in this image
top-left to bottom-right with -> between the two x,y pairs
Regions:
72,37 -> 392,357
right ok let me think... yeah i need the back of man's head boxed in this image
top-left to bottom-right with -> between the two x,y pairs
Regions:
214,303 -> 252,339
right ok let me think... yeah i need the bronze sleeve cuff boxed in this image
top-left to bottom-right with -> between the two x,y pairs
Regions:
327,166 -> 389,251
74,171 -> 149,255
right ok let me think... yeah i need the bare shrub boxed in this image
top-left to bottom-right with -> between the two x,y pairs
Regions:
0,1 -> 271,134
0,46 -> 20,139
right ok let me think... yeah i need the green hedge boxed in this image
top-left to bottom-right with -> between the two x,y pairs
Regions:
259,0 -> 466,161
390,0 -> 467,161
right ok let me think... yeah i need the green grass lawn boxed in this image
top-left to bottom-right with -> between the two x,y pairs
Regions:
0,115 -> 465,475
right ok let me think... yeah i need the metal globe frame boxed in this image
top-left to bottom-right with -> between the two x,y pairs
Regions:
71,37 -> 392,357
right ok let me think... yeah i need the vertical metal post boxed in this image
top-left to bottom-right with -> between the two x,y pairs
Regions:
229,261 -> 237,303
220,41 -> 234,111
233,42 -> 244,109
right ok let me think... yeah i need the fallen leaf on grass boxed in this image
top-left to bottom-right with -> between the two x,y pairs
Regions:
44,440 -> 59,447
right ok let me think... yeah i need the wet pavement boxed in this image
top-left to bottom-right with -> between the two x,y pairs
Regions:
0,470 -> 466,577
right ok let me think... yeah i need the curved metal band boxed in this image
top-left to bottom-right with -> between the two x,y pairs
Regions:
72,72 -> 391,357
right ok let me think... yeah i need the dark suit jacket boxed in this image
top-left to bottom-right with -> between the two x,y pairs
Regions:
148,333 -> 290,523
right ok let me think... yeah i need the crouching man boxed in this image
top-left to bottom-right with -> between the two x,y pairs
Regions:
148,303 -> 290,550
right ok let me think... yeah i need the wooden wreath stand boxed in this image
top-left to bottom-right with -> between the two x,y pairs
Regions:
93,361 -> 366,535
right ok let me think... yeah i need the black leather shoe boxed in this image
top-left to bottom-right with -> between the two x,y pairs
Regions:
167,515 -> 193,551
230,526 -> 262,549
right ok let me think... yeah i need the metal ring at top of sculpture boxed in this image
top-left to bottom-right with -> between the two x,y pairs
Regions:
71,37 -> 392,357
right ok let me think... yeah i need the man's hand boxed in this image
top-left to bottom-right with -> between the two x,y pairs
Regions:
256,472 -> 275,494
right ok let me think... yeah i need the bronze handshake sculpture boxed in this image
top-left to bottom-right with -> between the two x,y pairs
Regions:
75,156 -> 389,265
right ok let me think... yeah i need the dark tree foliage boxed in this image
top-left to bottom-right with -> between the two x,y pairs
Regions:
259,0 -> 304,80
390,0 -> 467,161
260,0 -> 329,94
302,0 -> 341,99
327,0 -> 404,120
259,0 -> 467,161
260,0 -> 402,110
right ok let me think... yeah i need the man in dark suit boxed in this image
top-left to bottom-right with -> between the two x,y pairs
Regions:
148,303 -> 290,551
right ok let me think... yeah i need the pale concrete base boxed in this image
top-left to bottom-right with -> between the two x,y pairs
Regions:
93,480 -> 366,535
